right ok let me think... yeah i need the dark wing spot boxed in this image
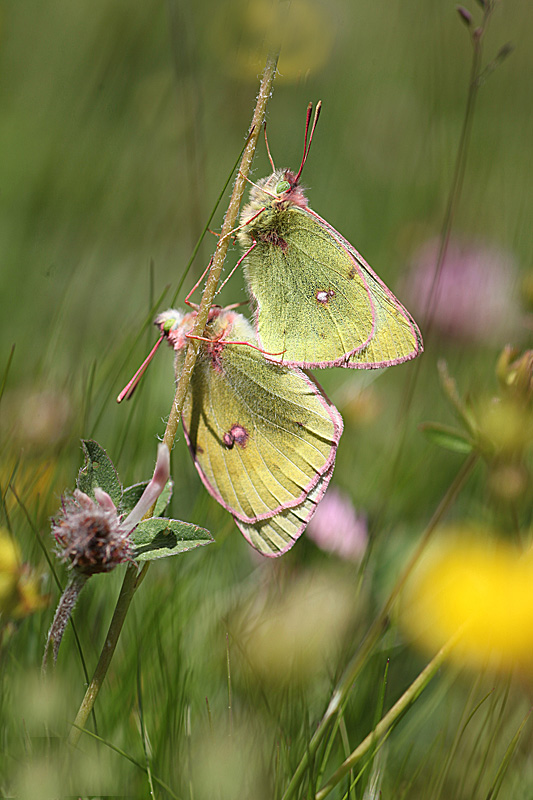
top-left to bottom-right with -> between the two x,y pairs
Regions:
348,266 -> 357,280
227,424 -> 249,448
223,432 -> 235,449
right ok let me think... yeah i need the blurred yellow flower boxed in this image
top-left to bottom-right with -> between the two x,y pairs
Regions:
401,527 -> 533,673
208,0 -> 335,82
477,397 -> 533,458
1,456 -> 63,519
0,528 -> 48,621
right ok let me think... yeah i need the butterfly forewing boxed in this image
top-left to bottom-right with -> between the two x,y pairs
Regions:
310,209 -> 423,367
244,207 -> 377,367
239,166 -> 423,369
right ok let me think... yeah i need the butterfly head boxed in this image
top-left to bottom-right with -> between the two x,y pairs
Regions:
155,309 -> 189,351
254,168 -> 309,211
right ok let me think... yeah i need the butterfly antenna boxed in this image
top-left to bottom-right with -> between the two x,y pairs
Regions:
294,101 -> 322,184
264,121 -> 276,172
117,333 -> 165,403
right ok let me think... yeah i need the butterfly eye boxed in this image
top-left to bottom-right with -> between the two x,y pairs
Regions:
275,179 -> 290,195
162,318 -> 177,333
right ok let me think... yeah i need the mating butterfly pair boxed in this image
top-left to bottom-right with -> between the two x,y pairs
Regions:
120,104 -> 422,557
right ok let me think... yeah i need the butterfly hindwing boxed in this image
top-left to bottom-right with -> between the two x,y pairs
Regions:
235,464 -> 333,557
167,309 -> 342,544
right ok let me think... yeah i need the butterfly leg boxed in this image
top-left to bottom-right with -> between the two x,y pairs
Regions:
184,258 -> 214,307
215,240 -> 258,297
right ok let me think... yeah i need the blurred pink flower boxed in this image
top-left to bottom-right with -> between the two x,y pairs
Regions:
404,238 -> 519,344
306,488 -> 367,561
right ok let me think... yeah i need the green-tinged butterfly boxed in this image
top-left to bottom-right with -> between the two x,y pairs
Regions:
237,102 -> 423,369
118,306 -> 343,557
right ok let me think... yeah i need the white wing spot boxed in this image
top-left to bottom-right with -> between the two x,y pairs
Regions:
316,289 -> 336,304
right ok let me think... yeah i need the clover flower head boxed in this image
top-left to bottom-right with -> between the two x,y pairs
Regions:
53,489 -> 132,574
404,237 -> 519,344
52,444 -> 170,575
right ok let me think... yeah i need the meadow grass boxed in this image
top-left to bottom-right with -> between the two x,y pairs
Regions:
1,1 -> 532,798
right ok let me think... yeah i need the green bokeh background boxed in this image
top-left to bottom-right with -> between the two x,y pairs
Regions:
1,0 -> 532,797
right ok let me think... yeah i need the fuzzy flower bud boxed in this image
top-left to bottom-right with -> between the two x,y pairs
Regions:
496,347 -> 533,406
44,444 -> 170,669
53,489 -> 132,575
52,444 -> 170,575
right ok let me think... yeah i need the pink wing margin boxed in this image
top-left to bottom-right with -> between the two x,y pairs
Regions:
234,462 -> 336,557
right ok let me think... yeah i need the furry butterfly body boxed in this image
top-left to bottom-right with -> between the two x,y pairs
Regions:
158,306 -> 343,556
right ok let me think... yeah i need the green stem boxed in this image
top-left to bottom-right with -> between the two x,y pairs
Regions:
162,50 -> 280,452
391,4 -> 492,465
67,49 -> 281,750
420,8 -> 489,342
281,453 -> 478,800
68,565 -> 138,746
315,634 -> 461,800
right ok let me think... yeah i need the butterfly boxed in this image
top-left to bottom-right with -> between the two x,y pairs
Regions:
237,102 -> 423,369
120,305 -> 343,557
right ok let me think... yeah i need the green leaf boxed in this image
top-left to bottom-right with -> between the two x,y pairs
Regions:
419,422 -> 474,454
154,480 -> 173,516
77,440 -> 122,504
120,482 -> 147,517
119,479 -> 173,518
131,518 -> 213,562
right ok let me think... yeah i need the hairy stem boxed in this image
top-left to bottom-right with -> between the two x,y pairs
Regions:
42,572 -> 89,672
68,50 -> 281,749
162,53 -> 280,451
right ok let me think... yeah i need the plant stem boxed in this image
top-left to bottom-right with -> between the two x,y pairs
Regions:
281,453 -> 478,800
390,3 -> 493,470
419,6 -> 490,343
161,50 -> 280,451
315,634 -> 461,800
67,49 -> 281,749
42,571 -> 89,672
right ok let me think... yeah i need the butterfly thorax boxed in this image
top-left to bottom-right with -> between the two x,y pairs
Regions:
201,311 -> 238,372
238,169 -> 309,249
